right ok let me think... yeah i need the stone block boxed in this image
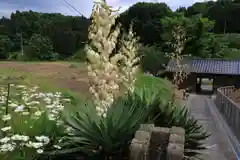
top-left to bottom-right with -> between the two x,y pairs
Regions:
170,127 -> 185,135
129,139 -> 150,160
130,130 -> 151,160
169,134 -> 185,145
139,124 -> 155,132
167,143 -> 184,160
149,127 -> 170,160
150,127 -> 170,145
134,130 -> 151,141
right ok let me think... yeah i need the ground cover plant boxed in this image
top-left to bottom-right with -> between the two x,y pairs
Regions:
0,82 -> 73,160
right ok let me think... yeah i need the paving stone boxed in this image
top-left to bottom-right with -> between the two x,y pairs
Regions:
186,94 -> 237,160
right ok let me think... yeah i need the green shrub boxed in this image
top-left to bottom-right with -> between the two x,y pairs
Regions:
69,48 -> 86,62
222,48 -> 240,60
138,45 -> 168,75
7,52 -> 20,60
0,35 -> 11,59
216,34 -> 240,50
24,34 -> 58,61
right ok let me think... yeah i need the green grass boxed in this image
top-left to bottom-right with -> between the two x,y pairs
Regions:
135,73 -> 172,100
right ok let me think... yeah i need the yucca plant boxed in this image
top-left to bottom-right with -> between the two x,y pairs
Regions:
135,86 -> 210,159
55,90 -> 158,160
152,102 -> 210,159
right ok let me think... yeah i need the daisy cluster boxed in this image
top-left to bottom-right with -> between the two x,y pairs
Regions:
0,84 -> 71,156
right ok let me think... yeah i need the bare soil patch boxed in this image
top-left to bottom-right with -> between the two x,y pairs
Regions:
0,61 -> 90,94
228,89 -> 240,104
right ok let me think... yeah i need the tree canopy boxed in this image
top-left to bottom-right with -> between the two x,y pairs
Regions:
0,11 -> 90,60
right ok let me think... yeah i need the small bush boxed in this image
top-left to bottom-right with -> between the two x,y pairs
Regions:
69,48 -> 86,62
24,34 -> 58,61
7,52 -> 20,60
138,45 -> 168,75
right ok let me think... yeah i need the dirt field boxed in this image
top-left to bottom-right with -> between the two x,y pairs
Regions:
0,61 -> 177,102
0,61 -> 90,95
228,89 -> 240,104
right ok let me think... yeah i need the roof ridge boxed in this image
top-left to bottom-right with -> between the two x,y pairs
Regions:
190,58 -> 240,62
167,57 -> 240,75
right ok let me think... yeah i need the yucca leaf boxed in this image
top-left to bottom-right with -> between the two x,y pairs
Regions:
58,89 -> 154,158
142,87 -> 210,159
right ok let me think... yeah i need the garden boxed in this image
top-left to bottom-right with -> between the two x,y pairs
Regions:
0,1 -> 209,160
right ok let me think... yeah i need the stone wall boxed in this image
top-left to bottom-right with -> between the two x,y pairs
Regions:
129,124 -> 185,160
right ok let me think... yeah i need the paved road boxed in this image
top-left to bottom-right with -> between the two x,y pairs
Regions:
186,94 -> 238,160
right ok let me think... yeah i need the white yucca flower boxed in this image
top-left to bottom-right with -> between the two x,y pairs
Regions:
86,0 -> 140,116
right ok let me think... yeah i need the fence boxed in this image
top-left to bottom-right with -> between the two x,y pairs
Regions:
129,124 -> 185,160
216,86 -> 240,141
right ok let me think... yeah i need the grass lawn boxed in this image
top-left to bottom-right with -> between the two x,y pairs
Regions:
135,73 -> 172,100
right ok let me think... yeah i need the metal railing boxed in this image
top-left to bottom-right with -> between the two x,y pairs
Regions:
216,86 -> 240,141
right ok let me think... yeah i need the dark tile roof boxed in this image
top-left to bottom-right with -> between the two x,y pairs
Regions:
166,59 -> 240,75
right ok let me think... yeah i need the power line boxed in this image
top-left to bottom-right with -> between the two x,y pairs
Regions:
61,0 -> 84,16
60,0 -> 78,15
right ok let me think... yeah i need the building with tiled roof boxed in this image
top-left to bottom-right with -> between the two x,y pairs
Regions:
162,58 -> 240,93
167,58 -> 240,75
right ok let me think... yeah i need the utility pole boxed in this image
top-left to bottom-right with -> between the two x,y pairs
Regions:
20,32 -> 24,57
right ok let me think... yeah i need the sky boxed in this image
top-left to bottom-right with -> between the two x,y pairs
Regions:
0,0 -> 206,18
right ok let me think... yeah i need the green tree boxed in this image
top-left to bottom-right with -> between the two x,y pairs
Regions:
160,13 -> 220,58
120,2 -> 172,45
0,35 -> 12,59
176,7 -> 187,13
1,10 -> 90,59
185,2 -> 209,17
138,45 -> 168,75
0,25 -> 12,59
184,16 -> 217,58
25,34 -> 58,60
160,13 -> 191,56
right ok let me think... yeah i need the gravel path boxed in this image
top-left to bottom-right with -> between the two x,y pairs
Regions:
186,94 -> 238,160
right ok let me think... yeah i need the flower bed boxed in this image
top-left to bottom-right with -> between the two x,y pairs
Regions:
0,84 -> 71,159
